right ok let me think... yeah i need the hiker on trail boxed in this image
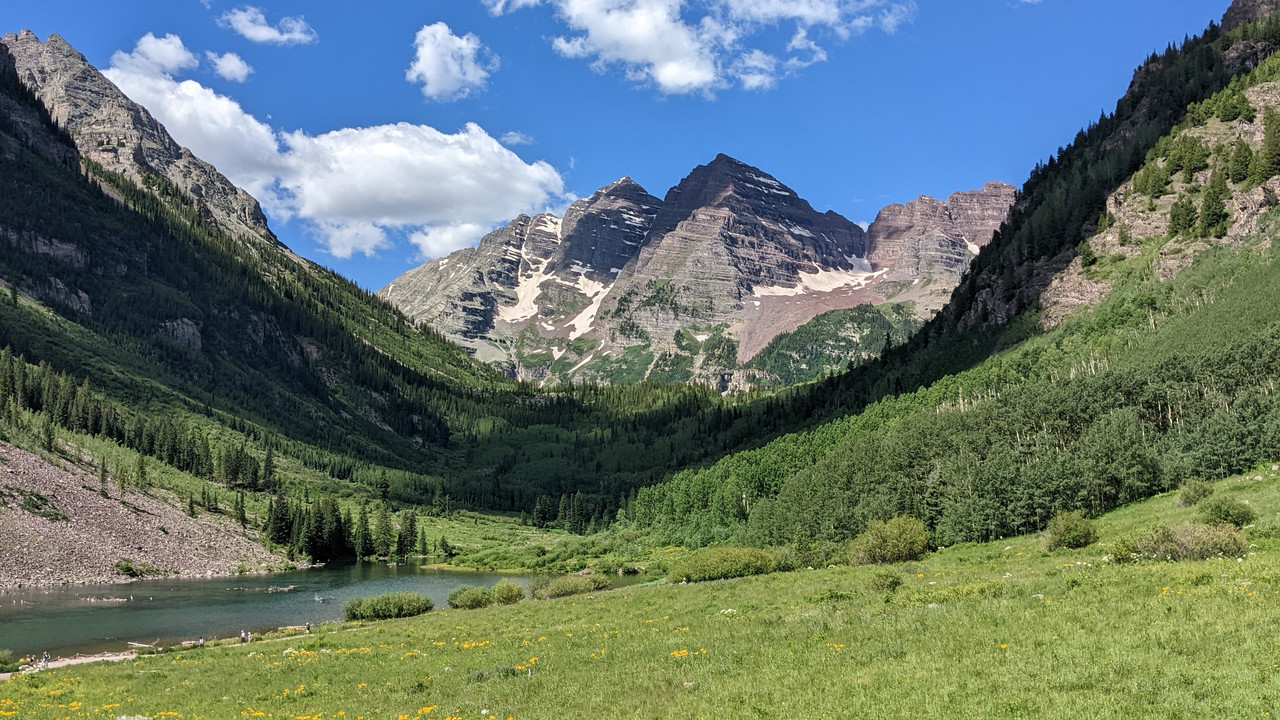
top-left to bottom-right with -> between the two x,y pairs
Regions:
247,632 -> 253,643
305,622 -> 311,634
240,630 -> 246,644
198,637 -> 204,648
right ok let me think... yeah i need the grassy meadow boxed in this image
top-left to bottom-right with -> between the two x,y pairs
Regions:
4,462 -> 1280,719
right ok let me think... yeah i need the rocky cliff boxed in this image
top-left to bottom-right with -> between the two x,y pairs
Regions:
1,30 -> 277,249
1223,0 -> 1280,31
381,156 -> 1014,388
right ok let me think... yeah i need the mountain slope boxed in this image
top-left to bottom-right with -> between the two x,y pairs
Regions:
382,154 -> 1014,388
629,3 -> 1280,548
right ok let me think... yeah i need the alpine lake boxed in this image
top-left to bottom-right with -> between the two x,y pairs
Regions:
0,563 -> 630,658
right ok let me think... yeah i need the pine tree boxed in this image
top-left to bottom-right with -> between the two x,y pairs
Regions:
374,502 -> 395,557
1169,194 -> 1198,235
353,503 -> 374,559
135,454 -> 148,491
396,510 -> 418,560
438,535 -> 455,560
1262,107 -> 1280,179
1229,141 -> 1253,184
235,491 -> 247,528
187,494 -> 197,517
1198,169 -> 1230,238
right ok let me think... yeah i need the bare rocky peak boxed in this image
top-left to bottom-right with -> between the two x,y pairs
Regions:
1223,0 -> 1280,31
866,181 -> 1016,280
1,30 -> 277,247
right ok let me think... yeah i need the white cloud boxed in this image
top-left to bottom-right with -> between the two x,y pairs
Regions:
410,223 -> 491,257
107,34 -> 566,260
732,50 -> 777,91
219,6 -> 317,45
206,51 -> 254,82
500,131 -> 535,146
495,0 -> 916,94
483,0 -> 545,14
407,23 -> 497,102
108,33 -> 198,76
550,0 -> 721,95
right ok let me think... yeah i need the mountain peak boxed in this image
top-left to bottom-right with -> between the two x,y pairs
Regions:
1,30 -> 278,248
1223,0 -> 1280,31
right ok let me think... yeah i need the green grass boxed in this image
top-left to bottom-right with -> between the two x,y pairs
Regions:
5,462 -> 1279,718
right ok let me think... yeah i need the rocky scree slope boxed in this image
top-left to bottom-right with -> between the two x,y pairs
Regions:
0,441 -> 282,589
381,154 -> 1014,388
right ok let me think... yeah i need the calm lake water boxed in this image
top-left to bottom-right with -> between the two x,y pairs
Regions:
0,563 -> 539,658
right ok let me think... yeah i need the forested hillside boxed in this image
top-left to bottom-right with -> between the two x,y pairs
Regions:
629,17 -> 1280,551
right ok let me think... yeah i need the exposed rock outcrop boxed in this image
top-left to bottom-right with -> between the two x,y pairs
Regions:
382,155 -> 1014,387
1223,0 -> 1280,31
1,30 -> 277,248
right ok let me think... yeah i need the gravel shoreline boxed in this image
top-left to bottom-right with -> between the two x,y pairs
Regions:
0,441 -> 289,590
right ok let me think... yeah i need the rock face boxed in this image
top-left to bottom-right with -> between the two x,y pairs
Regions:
866,181 -> 1016,283
381,154 -> 1014,387
1,30 -> 277,247
1223,0 -> 1280,31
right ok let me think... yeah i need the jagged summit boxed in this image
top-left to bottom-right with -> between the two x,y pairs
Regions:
1,30 -> 278,248
1223,0 -> 1280,31
380,154 -> 1014,387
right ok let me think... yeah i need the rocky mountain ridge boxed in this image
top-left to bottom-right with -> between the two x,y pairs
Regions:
380,155 -> 1015,387
1,30 -> 278,250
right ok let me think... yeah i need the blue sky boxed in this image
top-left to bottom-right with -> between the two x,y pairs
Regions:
6,1 -> 1225,291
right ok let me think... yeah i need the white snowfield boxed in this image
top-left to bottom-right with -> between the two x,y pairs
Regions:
752,266 -> 887,297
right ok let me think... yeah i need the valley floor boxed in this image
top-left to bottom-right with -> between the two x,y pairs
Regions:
3,462 -> 1279,718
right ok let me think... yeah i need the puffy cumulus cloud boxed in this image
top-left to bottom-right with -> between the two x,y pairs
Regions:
277,123 -> 563,235
406,22 -> 497,102
409,223 -> 491,257
219,6 -> 318,45
106,36 -> 283,200
550,0 -> 721,95
109,33 -> 198,76
495,0 -> 916,93
206,51 -> 254,82
107,34 -> 566,259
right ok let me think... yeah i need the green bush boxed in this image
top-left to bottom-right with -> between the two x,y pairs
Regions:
1177,478 -> 1214,507
1197,495 -> 1257,528
1044,511 -> 1098,550
1111,523 -> 1246,562
765,545 -> 800,573
342,592 -> 434,621
667,546 -> 775,584
868,570 -> 903,594
447,585 -> 493,610
490,578 -> 524,605
0,648 -> 17,672
538,573 -> 610,599
849,516 -> 930,565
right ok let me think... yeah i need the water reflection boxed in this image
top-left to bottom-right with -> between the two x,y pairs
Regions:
0,562 -> 533,657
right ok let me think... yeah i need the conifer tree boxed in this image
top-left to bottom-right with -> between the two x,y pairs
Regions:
1198,169 -> 1230,238
1169,194 -> 1198,235
374,502 -> 395,557
1229,141 -> 1253,184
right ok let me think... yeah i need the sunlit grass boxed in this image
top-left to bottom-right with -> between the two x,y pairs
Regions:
4,463 -> 1279,718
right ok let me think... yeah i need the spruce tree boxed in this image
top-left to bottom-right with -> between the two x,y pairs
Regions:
1169,194 -> 1198,235
1229,141 -> 1253,184
1198,169 -> 1230,238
